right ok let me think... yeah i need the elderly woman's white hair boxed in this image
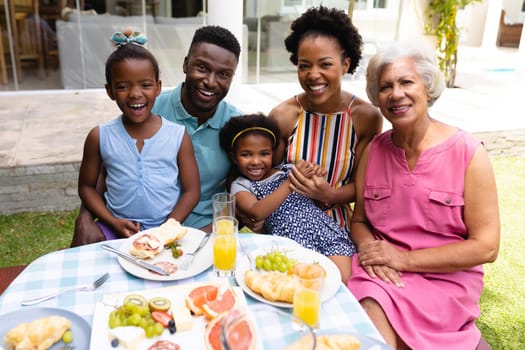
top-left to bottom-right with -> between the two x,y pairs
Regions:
365,41 -> 445,107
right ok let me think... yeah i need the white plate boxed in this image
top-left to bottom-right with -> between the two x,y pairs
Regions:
90,282 -> 248,350
0,307 -> 91,349
117,227 -> 212,281
235,246 -> 341,308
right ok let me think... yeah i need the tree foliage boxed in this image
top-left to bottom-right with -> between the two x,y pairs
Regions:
425,0 -> 482,87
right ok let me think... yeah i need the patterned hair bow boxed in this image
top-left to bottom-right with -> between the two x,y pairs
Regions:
111,31 -> 148,47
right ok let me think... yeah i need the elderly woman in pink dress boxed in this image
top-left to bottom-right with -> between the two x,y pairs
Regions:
348,41 -> 500,350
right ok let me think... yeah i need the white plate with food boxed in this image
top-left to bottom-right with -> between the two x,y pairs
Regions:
0,307 -> 90,350
235,246 -> 341,308
116,226 -> 212,281
90,282 -> 249,350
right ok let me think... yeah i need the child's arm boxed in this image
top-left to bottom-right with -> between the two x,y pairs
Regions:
166,131 -> 200,223
78,127 -> 138,238
235,177 -> 292,222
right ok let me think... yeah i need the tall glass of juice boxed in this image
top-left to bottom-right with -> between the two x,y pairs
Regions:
212,216 -> 238,277
292,263 -> 324,330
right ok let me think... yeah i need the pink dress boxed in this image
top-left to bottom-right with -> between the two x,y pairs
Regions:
348,129 -> 484,349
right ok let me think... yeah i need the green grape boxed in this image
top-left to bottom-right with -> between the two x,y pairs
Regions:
62,330 -> 73,344
154,322 -> 164,336
255,256 -> 264,269
139,318 -> 148,329
278,262 -> 288,273
145,325 -> 156,338
108,317 -> 119,329
262,258 -> 272,271
128,313 -> 141,326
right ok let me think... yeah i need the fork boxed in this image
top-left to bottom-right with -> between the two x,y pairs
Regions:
179,234 -> 211,270
21,272 -> 109,306
239,239 -> 256,270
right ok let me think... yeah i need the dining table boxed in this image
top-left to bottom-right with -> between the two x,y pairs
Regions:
0,233 -> 386,349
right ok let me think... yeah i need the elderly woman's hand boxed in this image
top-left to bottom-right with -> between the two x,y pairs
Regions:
363,264 -> 404,288
359,240 -> 408,272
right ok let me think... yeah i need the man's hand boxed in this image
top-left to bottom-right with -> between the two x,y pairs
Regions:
70,205 -> 105,247
236,206 -> 264,233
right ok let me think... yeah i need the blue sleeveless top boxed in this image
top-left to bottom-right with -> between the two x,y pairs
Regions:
100,116 -> 184,229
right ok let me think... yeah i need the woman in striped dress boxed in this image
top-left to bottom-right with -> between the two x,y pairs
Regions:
269,6 -> 382,279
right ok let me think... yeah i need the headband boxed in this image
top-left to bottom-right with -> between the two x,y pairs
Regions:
111,31 -> 147,47
231,127 -> 277,149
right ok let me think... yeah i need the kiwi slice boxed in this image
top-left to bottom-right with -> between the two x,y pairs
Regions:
123,294 -> 148,308
149,296 -> 171,312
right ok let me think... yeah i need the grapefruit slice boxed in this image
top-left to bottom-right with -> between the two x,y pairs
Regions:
223,312 -> 256,350
185,284 -> 220,315
204,315 -> 223,350
204,311 -> 256,350
202,287 -> 238,320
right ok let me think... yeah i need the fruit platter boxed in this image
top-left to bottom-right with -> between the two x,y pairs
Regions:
235,246 -> 341,308
90,280 -> 250,349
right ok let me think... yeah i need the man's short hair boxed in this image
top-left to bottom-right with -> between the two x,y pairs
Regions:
189,25 -> 241,61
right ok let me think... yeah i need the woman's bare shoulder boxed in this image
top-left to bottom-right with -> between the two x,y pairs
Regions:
269,96 -> 302,130
349,95 -> 383,137
269,96 -> 300,116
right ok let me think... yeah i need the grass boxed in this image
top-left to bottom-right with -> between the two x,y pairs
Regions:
0,156 -> 524,349
0,209 -> 78,267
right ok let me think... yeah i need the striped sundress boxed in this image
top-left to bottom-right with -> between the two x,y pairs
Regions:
285,95 -> 357,233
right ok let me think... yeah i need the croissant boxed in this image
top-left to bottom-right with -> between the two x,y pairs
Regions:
244,270 -> 295,303
285,334 -> 361,350
4,315 -> 71,350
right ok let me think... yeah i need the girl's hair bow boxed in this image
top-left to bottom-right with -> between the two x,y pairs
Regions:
111,31 -> 148,47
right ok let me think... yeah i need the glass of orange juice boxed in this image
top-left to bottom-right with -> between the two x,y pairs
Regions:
213,216 -> 238,277
292,264 -> 324,330
212,192 -> 235,220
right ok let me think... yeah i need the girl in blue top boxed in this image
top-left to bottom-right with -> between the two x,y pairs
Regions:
78,31 -> 200,239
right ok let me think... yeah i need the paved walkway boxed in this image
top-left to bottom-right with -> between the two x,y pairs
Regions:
0,45 -> 524,214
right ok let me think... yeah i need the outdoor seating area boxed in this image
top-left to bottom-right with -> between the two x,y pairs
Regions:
497,9 -> 524,47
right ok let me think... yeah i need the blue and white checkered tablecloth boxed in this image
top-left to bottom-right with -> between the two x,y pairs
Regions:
0,234 -> 384,348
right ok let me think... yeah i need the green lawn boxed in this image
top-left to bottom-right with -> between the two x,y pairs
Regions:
0,156 -> 523,349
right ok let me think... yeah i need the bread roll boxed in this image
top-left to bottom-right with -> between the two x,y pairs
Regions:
4,315 -> 71,350
156,218 -> 188,245
244,270 -> 294,303
285,334 -> 361,350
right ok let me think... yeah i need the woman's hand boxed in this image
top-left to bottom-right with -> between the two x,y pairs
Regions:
362,264 -> 404,288
358,240 -> 408,272
358,240 -> 406,287
289,163 -> 332,202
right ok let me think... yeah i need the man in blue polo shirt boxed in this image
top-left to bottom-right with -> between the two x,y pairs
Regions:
71,26 -> 241,246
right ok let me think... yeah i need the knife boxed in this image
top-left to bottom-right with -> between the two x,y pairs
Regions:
101,244 -> 170,276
